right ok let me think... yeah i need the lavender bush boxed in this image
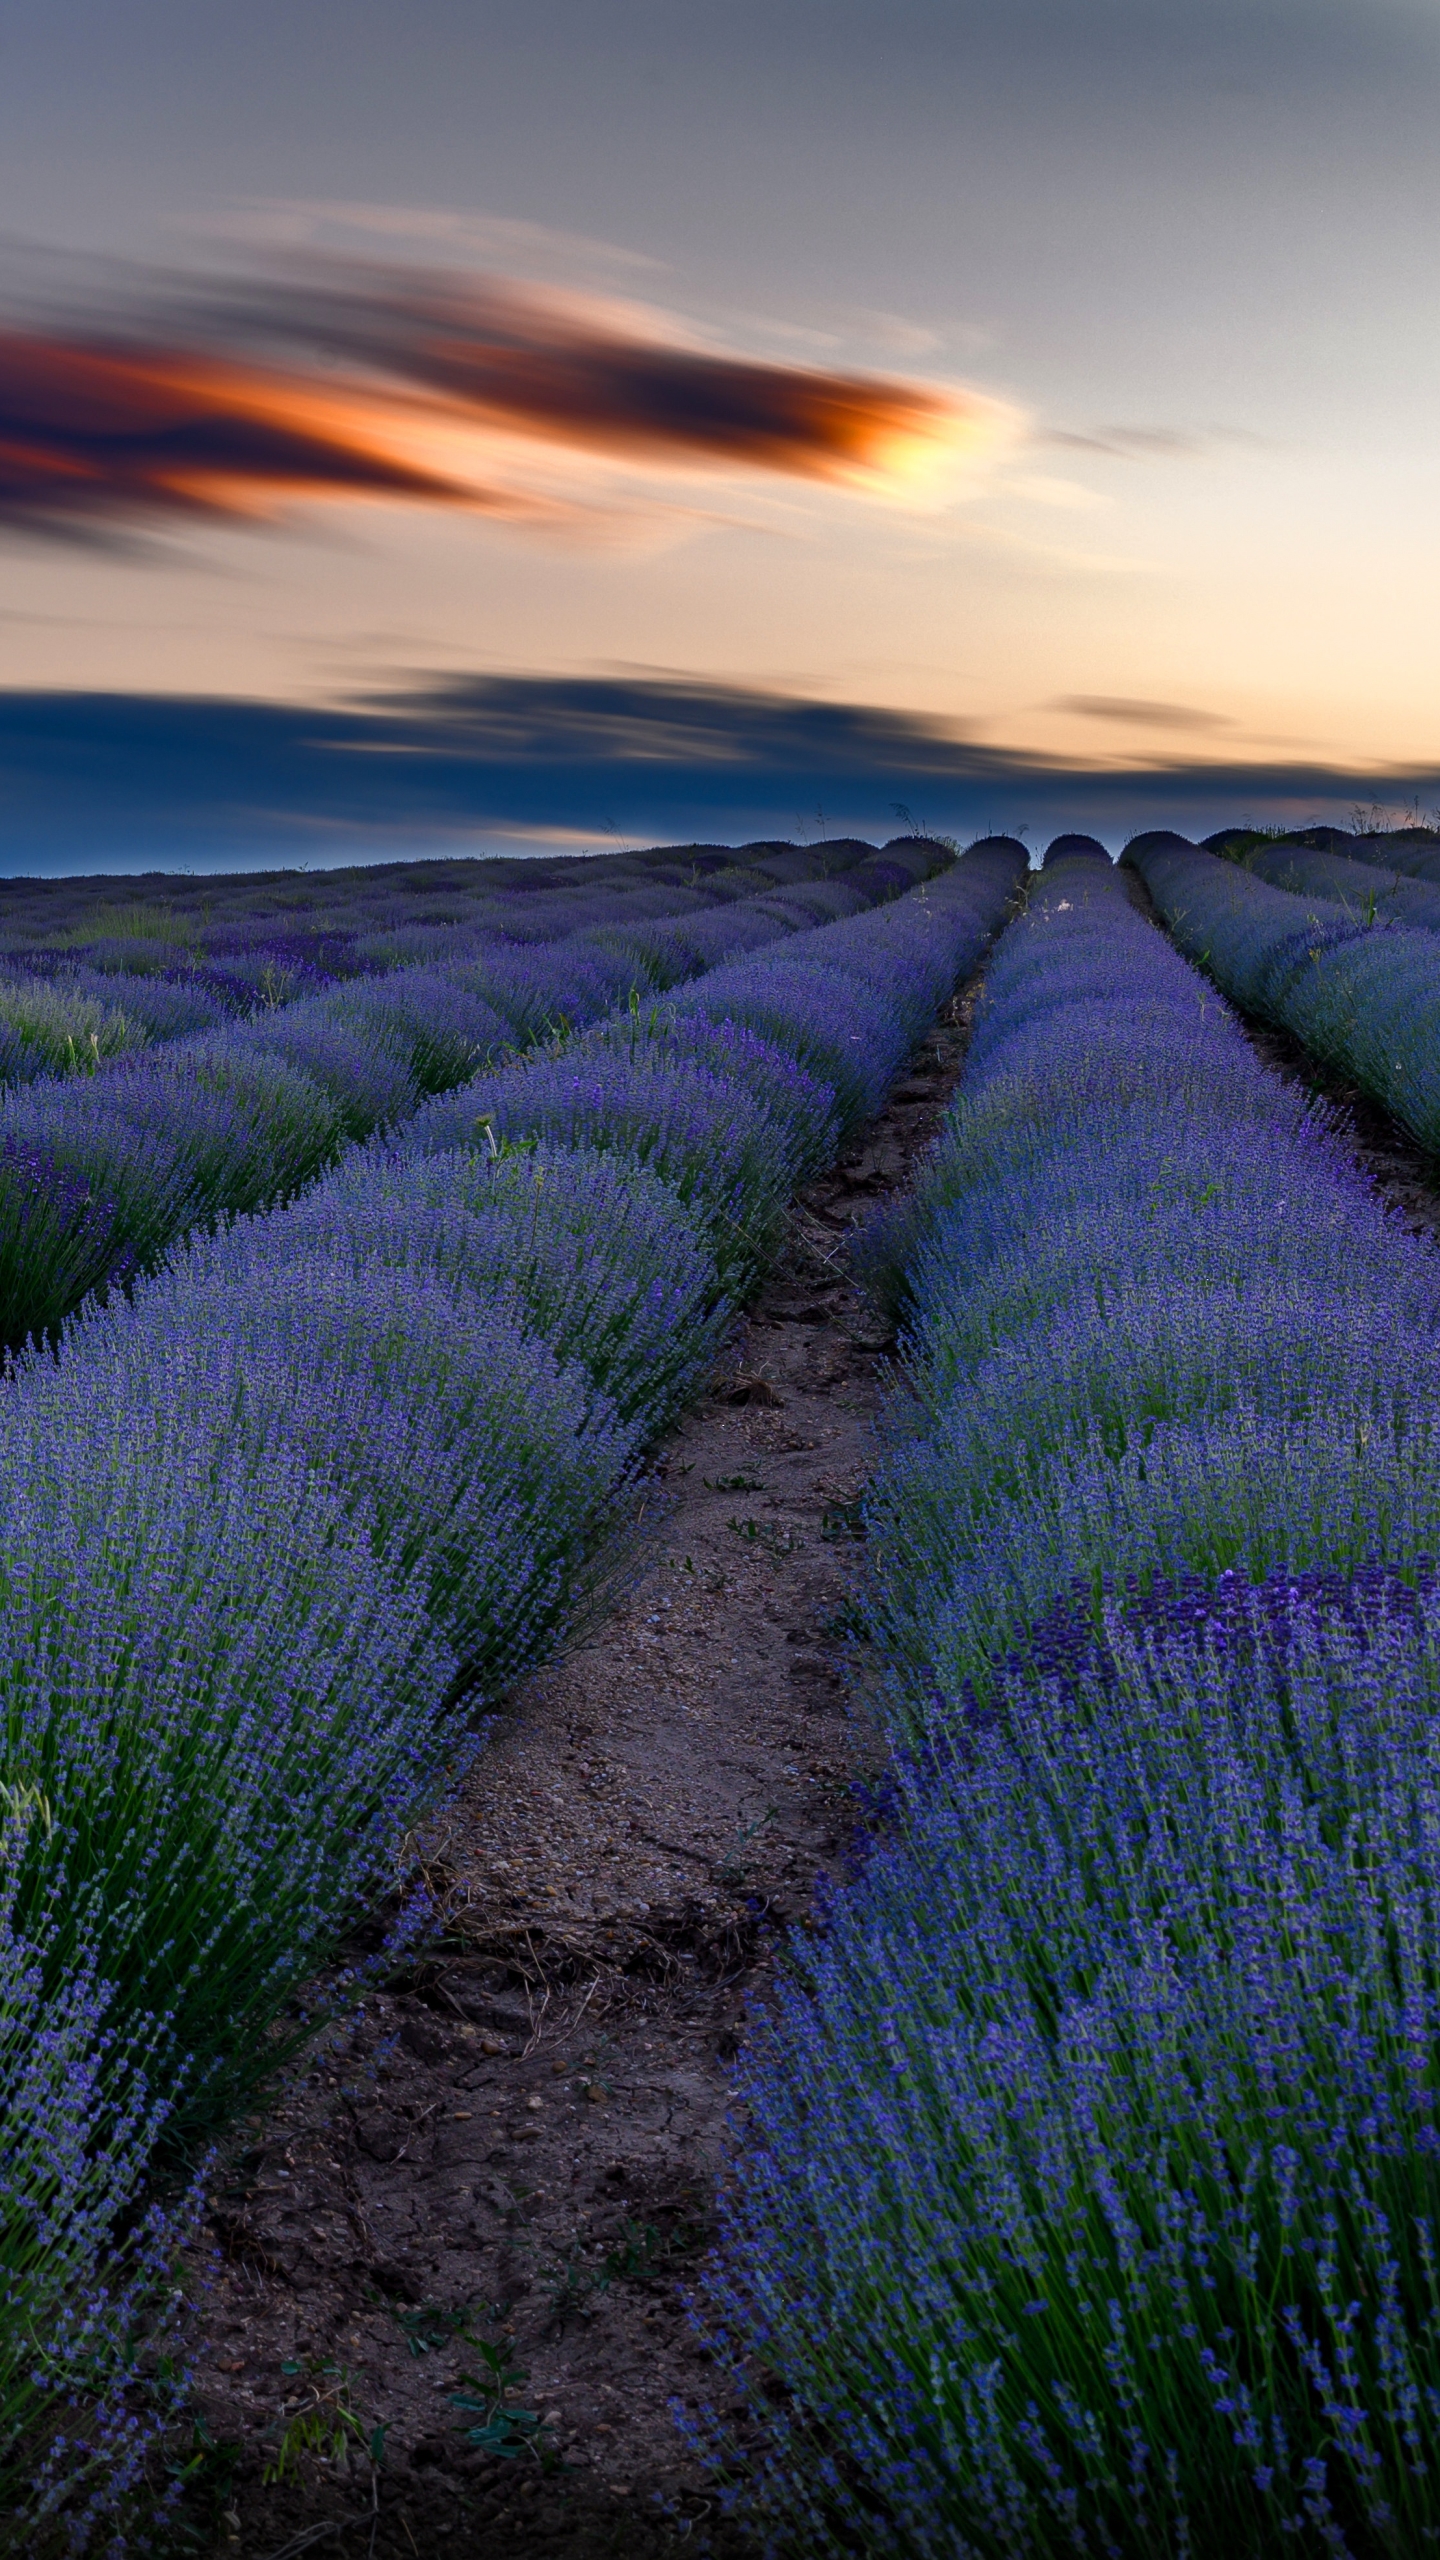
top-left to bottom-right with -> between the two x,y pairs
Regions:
73,1250 -> 641,1682
0,840 -> 940,1347
404,1042 -> 809,1286
671,860 -> 1025,1132
224,1142 -> 731,1434
0,1034 -> 346,1319
405,857 -> 1024,1286
0,838 -> 1024,2541
1124,833 -> 1440,1155
693,850 -> 1440,2553
241,1005 -> 421,1137
1304,825 -> 1440,890
316,966 -> 515,1094
0,831 -> 901,969
61,965 -> 229,1042
0,1138 -> 141,1345
861,859 -> 1440,1715
0,977 -> 150,1078
0,1365 -> 457,2141
587,1009 -> 842,1177
696,1567 -> 1440,2556
447,938 -> 638,1038
1240,837 -> 1440,936
0,1839 -> 193,2547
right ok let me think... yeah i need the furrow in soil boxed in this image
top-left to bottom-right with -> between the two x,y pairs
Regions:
180,984 -> 981,2560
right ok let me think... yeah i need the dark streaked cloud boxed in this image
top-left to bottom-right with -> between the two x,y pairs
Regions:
0,328 -> 478,541
0,257 -> 1000,543
357,671 -> 997,768
185,262 -> 973,474
0,672 -> 1437,874
1058,695 -> 1233,732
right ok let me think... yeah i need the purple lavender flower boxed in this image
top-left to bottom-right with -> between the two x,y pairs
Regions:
1127,833 -> 1440,1153
694,1561 -> 1440,2553
697,851 -> 1440,2550
0,836 -> 1032,2540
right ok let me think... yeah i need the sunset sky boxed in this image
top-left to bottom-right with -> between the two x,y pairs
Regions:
2,0 -> 1438,868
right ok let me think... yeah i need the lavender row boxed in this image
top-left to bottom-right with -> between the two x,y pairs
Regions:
0,830 -> 895,962
0,845 -> 1022,2543
0,832 -> 912,1068
1226,832 -> 1440,937
1126,828 -> 1440,1155
1265,820 -> 1440,893
0,842 -> 942,1350
694,850 -> 1440,2552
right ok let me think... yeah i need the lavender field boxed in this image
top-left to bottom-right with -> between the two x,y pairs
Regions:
0,828 -> 1025,2549
9,819 -> 1440,2557
699,833 -> 1440,2558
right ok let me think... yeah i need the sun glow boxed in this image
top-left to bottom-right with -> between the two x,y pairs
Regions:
0,266 -> 1024,540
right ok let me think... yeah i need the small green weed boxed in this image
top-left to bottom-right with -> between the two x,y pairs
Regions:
548,2216 -> 698,2330
473,1113 -> 539,1162
603,2218 -> 671,2281
820,1499 -> 866,1543
391,2298 -> 484,2358
263,2359 -> 386,2486
160,2406 -> 244,2547
728,1515 -> 802,1560
705,1471 -> 764,1492
718,1806 -> 776,1890
449,2337 -> 554,2465
548,2248 -> 599,2330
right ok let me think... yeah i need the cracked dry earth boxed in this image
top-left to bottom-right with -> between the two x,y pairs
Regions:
175,989 -> 979,2560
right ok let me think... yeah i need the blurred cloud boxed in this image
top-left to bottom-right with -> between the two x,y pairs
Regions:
1043,424 -> 1276,468
0,255 -> 1018,545
1058,695 -> 1234,731
1005,474 -> 1109,512
1,670 -> 1436,873
0,328 -> 504,541
218,202 -> 666,275
1046,425 -> 1210,460
844,312 -> 948,358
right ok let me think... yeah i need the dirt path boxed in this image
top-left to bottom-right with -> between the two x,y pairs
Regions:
175,986 -> 980,2560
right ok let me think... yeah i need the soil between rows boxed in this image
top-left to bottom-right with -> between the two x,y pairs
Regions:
171,988 -> 980,2559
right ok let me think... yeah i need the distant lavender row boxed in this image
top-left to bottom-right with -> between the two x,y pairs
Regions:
0,830 -> 894,959
0,830 -> 913,1050
1235,819 -> 1440,893
1229,833 -> 1440,936
0,833 -> 913,1082
0,841 -> 944,1349
1126,828 -> 1440,1155
696,852 -> 1440,2551
0,843 -> 1023,2542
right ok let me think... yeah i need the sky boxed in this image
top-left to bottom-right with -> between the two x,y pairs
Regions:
1,0 -> 1438,870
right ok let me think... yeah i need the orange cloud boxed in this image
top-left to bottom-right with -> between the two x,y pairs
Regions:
0,329 -> 520,535
0,261 -> 1010,540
